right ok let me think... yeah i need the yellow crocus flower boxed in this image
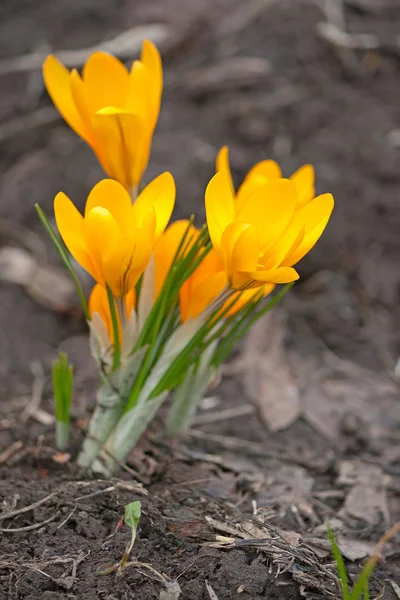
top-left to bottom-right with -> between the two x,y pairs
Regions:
43,41 -> 162,192
153,221 -> 274,321
54,173 -> 175,297
207,150 -> 334,290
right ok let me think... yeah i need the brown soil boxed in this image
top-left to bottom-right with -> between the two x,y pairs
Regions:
0,0 -> 400,599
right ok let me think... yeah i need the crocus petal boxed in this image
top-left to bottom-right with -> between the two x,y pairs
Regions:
85,179 -> 133,233
290,164 -> 315,208
224,285 -> 274,317
245,159 -> 282,182
236,179 -> 297,251
182,272 -> 227,321
81,52 -> 130,112
282,193 -> 334,266
89,283 -> 136,343
260,227 -> 305,272
43,55 -> 93,145
83,207 -> 121,287
54,192 -> 98,281
102,229 -> 152,296
69,69 -> 109,169
221,222 -> 259,275
125,61 -> 151,124
89,283 -> 112,335
249,266 -> 300,284
91,109 -> 146,188
153,220 -> 197,298
216,146 -> 235,195
132,172 -> 176,242
139,40 -> 163,131
205,172 -> 236,259
236,161 -> 282,212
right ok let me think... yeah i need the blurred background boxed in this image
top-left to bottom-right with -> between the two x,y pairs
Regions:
0,0 -> 399,399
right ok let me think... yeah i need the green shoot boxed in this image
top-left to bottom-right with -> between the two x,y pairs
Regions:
327,520 -> 400,600
327,524 -> 350,600
121,501 -> 141,566
98,500 -> 142,576
35,204 -> 89,319
52,352 -> 73,451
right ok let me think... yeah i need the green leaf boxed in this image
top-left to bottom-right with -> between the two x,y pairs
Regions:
124,500 -> 141,531
327,524 -> 350,600
35,204 -> 89,319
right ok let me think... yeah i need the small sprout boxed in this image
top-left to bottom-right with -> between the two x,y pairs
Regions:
121,500 -> 142,566
98,500 -> 142,576
52,352 -> 73,452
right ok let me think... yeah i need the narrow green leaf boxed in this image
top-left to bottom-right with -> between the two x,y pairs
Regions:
349,562 -> 375,600
327,524 -> 350,600
106,285 -> 120,371
35,204 -> 89,319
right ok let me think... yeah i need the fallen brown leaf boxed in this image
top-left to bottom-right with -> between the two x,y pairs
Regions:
239,309 -> 301,431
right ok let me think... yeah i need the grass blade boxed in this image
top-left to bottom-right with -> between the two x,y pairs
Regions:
327,524 -> 350,600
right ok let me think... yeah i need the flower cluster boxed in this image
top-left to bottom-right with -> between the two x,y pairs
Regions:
39,41 -> 334,474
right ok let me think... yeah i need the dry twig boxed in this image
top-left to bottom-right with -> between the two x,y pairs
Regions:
0,511 -> 59,533
0,490 -> 60,522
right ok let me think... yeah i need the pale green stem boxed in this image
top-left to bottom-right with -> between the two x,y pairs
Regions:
167,340 -> 218,436
93,393 -> 168,476
55,420 -> 70,452
76,383 -> 122,469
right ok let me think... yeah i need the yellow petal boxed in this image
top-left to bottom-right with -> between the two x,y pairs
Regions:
221,222 -> 259,275
69,69 -> 109,170
91,109 -> 147,188
249,266 -> 300,284
282,193 -> 334,266
83,207 -> 121,287
85,179 -> 133,233
139,40 -> 163,130
236,179 -> 297,251
153,220 -> 197,298
205,172 -> 236,259
43,55 -> 93,145
224,285 -> 274,317
290,164 -> 315,208
102,229 -> 152,296
216,146 -> 235,195
132,172 -> 176,242
260,227 -> 305,272
89,283 -> 112,335
182,272 -> 227,321
81,52 -> 130,112
236,160 -> 282,212
245,159 -> 282,182
54,192 -> 98,281
89,283 -> 136,343
125,60 -> 151,124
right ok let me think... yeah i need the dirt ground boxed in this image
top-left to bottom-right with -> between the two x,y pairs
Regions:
0,0 -> 400,598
